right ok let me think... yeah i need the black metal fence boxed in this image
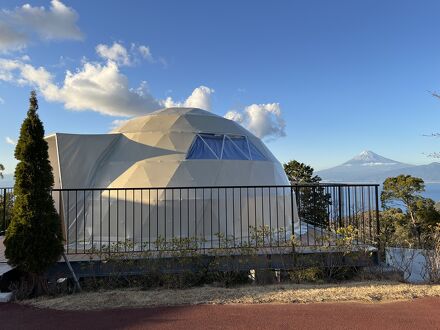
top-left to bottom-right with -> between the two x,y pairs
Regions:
0,187 -> 14,235
1,184 -> 380,254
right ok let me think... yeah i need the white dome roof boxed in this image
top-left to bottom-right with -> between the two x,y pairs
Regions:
113,107 -> 250,136
49,107 -> 288,189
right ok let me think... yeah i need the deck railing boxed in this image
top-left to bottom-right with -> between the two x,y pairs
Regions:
1,184 -> 380,254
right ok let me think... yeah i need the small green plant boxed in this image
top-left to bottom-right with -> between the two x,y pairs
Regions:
289,267 -> 323,283
335,225 -> 359,253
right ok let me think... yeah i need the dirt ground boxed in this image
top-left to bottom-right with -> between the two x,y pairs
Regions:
2,298 -> 440,330
23,281 -> 440,310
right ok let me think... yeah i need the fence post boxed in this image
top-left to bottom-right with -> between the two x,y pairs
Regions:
374,185 -> 381,262
290,186 -> 295,238
338,186 -> 343,229
2,188 -> 6,234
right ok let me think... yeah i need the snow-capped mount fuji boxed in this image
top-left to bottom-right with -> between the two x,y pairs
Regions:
316,151 -> 440,183
341,150 -> 409,168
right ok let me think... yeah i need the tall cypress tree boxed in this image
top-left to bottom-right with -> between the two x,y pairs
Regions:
5,91 -> 63,279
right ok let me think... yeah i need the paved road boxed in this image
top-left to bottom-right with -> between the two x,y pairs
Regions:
1,298 -> 440,330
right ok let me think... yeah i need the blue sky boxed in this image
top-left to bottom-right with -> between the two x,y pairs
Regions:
1,0 -> 440,174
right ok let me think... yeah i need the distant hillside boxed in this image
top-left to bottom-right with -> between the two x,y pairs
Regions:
317,151 -> 440,183
383,162 -> 440,183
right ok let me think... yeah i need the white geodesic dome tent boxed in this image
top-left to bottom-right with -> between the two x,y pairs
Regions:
46,107 -> 299,249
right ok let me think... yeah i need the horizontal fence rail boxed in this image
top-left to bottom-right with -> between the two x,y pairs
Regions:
0,184 -> 380,255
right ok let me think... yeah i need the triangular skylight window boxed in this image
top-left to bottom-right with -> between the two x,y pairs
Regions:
186,134 -> 267,161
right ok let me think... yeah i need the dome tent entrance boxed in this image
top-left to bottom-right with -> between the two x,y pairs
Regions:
46,108 -> 300,250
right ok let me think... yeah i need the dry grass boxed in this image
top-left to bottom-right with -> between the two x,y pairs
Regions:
22,281 -> 440,310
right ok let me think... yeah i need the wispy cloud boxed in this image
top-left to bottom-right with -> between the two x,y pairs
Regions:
136,43 -> 166,67
0,0 -> 83,52
95,42 -> 166,68
5,136 -> 16,145
138,45 -> 154,63
422,133 -> 440,137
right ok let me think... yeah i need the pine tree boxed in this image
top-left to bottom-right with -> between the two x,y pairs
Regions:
284,160 -> 331,227
4,91 -> 63,280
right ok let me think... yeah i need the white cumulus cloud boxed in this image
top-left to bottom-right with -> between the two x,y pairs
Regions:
0,57 -> 161,116
224,110 -> 243,122
48,61 -> 162,116
0,0 -> 83,52
184,86 -> 214,110
0,53 -> 215,117
96,42 -> 131,66
225,103 -> 286,140
162,86 -> 215,111
5,137 -> 16,145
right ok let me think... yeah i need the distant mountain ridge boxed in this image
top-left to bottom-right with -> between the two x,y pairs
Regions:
2,151 -> 439,186
317,151 -> 440,183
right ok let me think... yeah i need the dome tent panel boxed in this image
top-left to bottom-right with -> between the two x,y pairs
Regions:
46,135 -> 61,189
122,131 -> 166,148
183,114 -> 245,136
166,162 -> 199,187
213,161 -> 254,186
91,136 -> 179,188
169,115 -> 198,133
136,157 -> 182,187
165,131 -> 197,153
110,115 -> 150,133
107,162 -> 154,188
183,160 -> 224,186
154,133 -> 185,151
55,133 -> 119,188
138,113 -> 181,132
